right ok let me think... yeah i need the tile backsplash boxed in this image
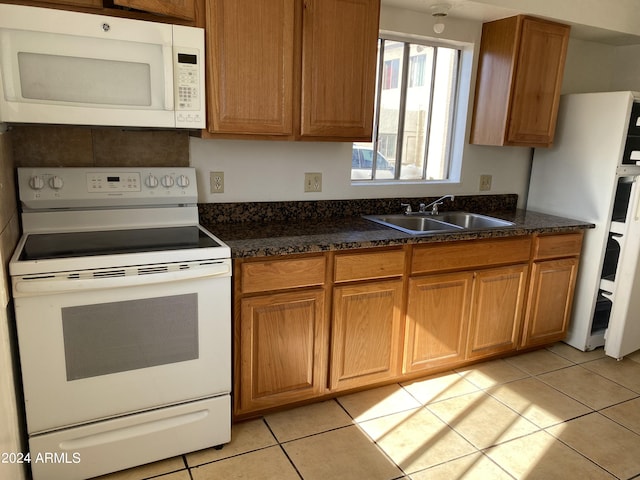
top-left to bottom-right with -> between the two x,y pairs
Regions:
10,125 -> 190,168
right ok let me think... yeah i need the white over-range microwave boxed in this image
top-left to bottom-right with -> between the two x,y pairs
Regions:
0,4 -> 205,129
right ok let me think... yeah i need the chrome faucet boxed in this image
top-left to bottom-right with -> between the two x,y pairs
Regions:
400,203 -> 412,214
421,195 -> 455,215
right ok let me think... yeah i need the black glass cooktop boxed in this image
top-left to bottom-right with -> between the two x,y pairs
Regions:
20,226 -> 222,261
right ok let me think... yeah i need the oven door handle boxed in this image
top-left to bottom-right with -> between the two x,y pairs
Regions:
14,262 -> 231,295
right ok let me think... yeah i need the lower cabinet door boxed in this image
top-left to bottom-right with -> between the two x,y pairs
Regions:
467,264 -> 529,359
237,289 -> 328,414
521,257 -> 579,347
404,272 -> 473,373
330,279 -> 403,390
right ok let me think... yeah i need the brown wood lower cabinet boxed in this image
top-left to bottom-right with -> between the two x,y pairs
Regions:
521,232 -> 583,348
233,232 -> 583,418
521,258 -> 578,347
466,264 -> 529,359
404,272 -> 472,373
238,289 -> 328,413
330,279 -> 403,390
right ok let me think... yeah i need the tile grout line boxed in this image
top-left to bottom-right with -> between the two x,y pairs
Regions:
334,394 -> 411,479
534,363 -> 640,413
181,455 -> 194,480
261,413 -> 338,480
265,397 -> 411,480
530,350 -> 640,479
183,345 -> 640,480
540,416 -> 622,480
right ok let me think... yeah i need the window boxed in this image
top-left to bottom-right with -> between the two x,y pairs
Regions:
351,38 -> 460,182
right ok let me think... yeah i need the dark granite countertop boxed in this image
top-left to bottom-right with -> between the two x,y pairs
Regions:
203,208 -> 593,258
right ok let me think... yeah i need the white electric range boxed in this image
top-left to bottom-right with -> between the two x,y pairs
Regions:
9,167 -> 231,480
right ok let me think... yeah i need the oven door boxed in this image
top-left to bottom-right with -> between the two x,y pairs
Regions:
12,259 -> 231,435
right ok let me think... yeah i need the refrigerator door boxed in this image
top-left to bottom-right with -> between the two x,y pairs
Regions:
605,176 -> 640,358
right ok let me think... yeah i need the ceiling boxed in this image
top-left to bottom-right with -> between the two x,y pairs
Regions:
382,0 -> 517,22
381,0 -> 640,45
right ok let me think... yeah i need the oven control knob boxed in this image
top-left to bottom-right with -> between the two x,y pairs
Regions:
29,176 -> 45,190
49,176 -> 64,190
161,175 -> 175,188
176,174 -> 190,188
145,174 -> 159,188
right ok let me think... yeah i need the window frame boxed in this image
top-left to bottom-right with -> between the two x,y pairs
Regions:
353,34 -> 462,184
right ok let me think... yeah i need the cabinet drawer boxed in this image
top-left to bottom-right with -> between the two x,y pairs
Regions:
334,249 -> 405,283
241,256 -> 326,293
411,237 -> 532,274
533,232 -> 583,260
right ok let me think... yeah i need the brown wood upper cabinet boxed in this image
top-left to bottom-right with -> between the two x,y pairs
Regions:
300,0 -> 379,138
3,0 -> 201,23
205,0 -> 380,140
470,15 -> 570,147
26,0 -> 102,7
113,0 -> 195,20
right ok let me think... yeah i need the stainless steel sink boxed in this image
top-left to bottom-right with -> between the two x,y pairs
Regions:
363,214 -> 464,234
363,211 -> 514,235
432,212 -> 515,229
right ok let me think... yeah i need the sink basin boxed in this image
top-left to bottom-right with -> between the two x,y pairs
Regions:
432,212 -> 515,229
363,211 -> 514,235
363,214 -> 464,234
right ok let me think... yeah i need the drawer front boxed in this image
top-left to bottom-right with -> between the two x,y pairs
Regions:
411,237 -> 532,274
241,256 -> 326,293
533,232 -> 584,260
334,249 -> 405,283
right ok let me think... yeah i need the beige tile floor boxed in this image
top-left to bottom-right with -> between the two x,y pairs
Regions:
95,343 -> 640,480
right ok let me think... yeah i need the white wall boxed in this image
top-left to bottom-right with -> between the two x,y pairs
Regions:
611,45 -> 640,91
560,38 -> 640,94
562,38 -> 615,94
191,5 -> 533,206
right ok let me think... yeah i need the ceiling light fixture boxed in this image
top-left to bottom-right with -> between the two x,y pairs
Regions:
431,3 -> 451,34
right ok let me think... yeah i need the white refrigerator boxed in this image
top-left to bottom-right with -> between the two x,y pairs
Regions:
528,91 -> 640,359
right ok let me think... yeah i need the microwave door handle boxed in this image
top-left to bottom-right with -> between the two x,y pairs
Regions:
163,45 -> 174,110
14,262 -> 230,295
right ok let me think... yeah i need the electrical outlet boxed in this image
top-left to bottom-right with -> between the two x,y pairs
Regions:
210,171 -> 224,193
304,172 -> 322,192
479,174 -> 492,191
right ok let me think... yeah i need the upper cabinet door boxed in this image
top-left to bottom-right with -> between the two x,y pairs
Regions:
507,18 -> 570,146
300,0 -> 379,139
470,15 -> 570,147
206,0 -> 296,135
114,0 -> 196,20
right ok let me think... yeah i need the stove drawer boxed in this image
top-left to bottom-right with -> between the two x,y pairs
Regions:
29,395 -> 230,480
